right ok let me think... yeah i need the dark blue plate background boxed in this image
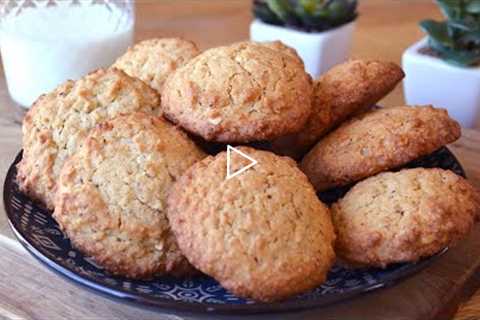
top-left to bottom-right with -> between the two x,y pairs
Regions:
3,148 -> 465,314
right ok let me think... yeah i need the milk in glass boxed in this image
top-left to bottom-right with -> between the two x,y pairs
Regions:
0,3 -> 134,108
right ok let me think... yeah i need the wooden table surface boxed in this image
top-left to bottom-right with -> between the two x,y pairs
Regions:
0,1 -> 479,319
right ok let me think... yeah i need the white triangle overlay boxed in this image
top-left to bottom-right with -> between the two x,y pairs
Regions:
226,145 -> 258,180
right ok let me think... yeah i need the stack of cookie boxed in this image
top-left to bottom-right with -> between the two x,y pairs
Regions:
16,37 -> 480,302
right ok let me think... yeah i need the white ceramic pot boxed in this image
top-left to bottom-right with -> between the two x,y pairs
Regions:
402,37 -> 480,129
250,19 -> 355,79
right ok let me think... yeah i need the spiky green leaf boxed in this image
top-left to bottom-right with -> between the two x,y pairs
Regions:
266,0 -> 294,22
253,0 -> 358,32
298,0 -> 319,14
436,0 -> 461,20
420,20 -> 456,48
253,1 -> 283,25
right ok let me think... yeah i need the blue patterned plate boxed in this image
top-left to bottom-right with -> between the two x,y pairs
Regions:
3,148 -> 465,314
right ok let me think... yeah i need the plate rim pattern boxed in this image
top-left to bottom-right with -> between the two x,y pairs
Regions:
3,149 -> 464,314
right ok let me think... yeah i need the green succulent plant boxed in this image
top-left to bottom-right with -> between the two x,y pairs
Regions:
420,0 -> 480,67
253,0 -> 358,32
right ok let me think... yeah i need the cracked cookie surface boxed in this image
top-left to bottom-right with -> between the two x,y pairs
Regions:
53,112 -> 205,279
162,41 -> 313,143
332,168 -> 480,268
259,40 -> 304,66
113,38 -> 199,93
301,105 -> 461,191
17,68 -> 161,209
167,147 -> 335,301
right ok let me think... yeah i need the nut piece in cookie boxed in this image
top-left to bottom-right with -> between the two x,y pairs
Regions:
113,37 -> 199,93
53,113 -> 206,279
17,68 -> 161,209
301,105 -> 461,191
167,147 -> 335,302
272,60 -> 404,158
162,41 -> 313,143
332,168 -> 480,268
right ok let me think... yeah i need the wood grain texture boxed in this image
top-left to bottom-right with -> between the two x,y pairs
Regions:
1,212 -> 480,320
0,1 -> 479,319
0,237 -> 177,320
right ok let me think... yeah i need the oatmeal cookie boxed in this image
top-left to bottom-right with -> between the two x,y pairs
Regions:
332,168 -> 480,267
273,60 -> 404,158
54,113 -> 205,278
167,147 -> 335,301
17,68 -> 161,209
113,37 -> 199,92
162,41 -> 313,143
301,105 -> 461,191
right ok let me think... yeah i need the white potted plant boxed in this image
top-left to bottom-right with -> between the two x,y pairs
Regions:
250,0 -> 357,79
402,0 -> 480,128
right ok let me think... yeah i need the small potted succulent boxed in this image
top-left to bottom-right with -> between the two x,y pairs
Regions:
402,0 -> 480,128
250,0 -> 358,78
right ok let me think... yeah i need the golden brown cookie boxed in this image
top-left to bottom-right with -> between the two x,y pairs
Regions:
301,105 -> 461,191
17,68 -> 161,209
272,60 -> 404,158
54,113 -> 206,279
332,168 -> 480,268
113,38 -> 199,92
162,41 -> 313,143
259,41 -> 304,66
167,147 -> 335,302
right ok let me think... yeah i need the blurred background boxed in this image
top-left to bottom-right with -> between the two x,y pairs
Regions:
0,0 -> 443,115
2,0 -> 477,127
133,0 -> 443,109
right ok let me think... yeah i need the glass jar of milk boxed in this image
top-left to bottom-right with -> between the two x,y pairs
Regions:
0,0 -> 134,112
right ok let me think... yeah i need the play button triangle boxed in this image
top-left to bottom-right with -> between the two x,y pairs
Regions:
226,145 -> 258,180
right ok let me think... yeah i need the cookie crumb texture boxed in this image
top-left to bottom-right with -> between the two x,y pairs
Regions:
54,113 -> 205,278
17,68 -> 161,209
259,41 -> 304,66
301,105 -> 461,191
332,168 -> 480,268
113,38 -> 199,92
167,147 -> 335,302
162,41 -> 313,143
